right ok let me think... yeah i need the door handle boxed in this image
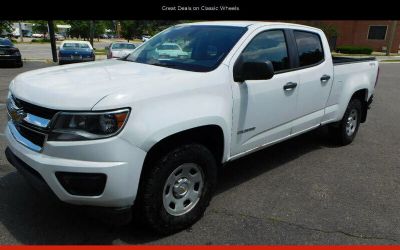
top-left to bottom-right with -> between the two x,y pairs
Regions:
283,82 -> 297,91
320,74 -> 331,83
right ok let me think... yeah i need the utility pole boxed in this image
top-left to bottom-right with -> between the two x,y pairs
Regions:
386,20 -> 398,56
48,20 -> 58,63
89,20 -> 95,47
18,22 -> 23,42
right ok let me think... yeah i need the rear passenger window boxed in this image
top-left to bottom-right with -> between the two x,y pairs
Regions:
294,31 -> 324,67
241,30 -> 290,72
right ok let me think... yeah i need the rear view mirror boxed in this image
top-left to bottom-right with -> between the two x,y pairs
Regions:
233,59 -> 274,82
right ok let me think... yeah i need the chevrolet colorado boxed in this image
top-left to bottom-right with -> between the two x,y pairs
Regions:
5,21 -> 379,234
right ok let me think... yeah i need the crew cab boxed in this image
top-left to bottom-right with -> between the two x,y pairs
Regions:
5,21 -> 379,234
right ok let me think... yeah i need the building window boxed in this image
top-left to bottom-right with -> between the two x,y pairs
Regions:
368,26 -> 387,40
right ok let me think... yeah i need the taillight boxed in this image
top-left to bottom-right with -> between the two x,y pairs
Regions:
375,66 -> 380,87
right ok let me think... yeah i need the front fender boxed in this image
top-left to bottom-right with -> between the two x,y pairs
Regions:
125,94 -> 232,161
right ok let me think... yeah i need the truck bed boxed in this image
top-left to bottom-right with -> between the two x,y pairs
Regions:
332,56 -> 376,65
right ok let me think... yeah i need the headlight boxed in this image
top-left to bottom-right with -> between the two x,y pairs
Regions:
48,108 -> 130,141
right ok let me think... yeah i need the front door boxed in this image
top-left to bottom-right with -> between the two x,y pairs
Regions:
230,29 -> 300,156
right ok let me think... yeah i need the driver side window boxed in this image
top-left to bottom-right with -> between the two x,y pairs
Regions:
241,30 -> 290,72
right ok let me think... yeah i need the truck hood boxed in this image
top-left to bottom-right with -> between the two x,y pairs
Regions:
10,59 -> 200,110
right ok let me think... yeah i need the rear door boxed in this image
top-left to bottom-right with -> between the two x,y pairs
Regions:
290,29 -> 334,134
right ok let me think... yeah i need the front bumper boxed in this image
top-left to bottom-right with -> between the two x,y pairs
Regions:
0,55 -> 22,63
59,56 -> 94,63
5,123 -> 147,208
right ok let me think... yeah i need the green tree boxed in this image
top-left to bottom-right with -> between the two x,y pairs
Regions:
0,21 -> 13,36
94,21 -> 107,40
65,20 -> 107,40
119,21 -> 141,41
119,20 -> 182,41
32,21 -> 48,37
67,20 -> 90,39
146,20 -> 180,35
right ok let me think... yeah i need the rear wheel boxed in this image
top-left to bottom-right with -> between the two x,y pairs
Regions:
331,99 -> 362,145
138,144 -> 217,235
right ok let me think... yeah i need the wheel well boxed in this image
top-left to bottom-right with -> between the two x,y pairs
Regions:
351,89 -> 368,123
143,125 -> 225,169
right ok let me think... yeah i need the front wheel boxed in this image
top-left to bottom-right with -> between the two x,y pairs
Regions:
331,99 -> 362,145
138,144 -> 217,235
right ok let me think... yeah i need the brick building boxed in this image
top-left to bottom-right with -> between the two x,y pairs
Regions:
294,20 -> 400,53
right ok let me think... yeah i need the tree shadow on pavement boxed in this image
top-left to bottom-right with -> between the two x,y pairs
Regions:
0,126 -> 338,244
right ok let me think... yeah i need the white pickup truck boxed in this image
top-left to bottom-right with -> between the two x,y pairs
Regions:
5,21 -> 379,234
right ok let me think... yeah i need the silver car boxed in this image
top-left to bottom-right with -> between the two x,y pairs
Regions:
106,42 -> 136,59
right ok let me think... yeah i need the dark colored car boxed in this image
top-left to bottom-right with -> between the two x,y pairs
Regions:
0,38 -> 23,67
58,41 -> 95,65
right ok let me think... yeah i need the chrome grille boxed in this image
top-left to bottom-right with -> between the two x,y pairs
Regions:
7,95 -> 56,152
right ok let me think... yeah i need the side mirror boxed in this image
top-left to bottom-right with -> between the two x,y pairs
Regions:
93,48 -> 96,50
234,59 -> 274,82
56,46 -> 60,50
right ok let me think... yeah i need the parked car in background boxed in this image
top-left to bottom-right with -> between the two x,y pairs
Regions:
142,35 -> 151,42
23,31 -> 32,38
58,41 -> 95,65
55,33 -> 65,41
106,42 -> 136,59
45,33 -> 65,41
99,34 -> 109,39
32,33 -> 45,38
0,38 -> 22,67
155,42 -> 189,58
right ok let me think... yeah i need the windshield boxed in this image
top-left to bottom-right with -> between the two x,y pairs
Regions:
112,43 -> 136,50
0,38 -> 13,47
62,43 -> 91,49
124,25 -> 247,72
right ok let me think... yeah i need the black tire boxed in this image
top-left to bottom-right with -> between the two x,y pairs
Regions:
14,60 -> 23,68
331,99 -> 362,145
138,144 -> 217,235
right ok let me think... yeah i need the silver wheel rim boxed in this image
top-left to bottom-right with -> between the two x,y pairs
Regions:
345,109 -> 358,136
163,163 -> 204,216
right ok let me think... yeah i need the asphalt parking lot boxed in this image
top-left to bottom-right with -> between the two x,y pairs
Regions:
0,61 -> 399,244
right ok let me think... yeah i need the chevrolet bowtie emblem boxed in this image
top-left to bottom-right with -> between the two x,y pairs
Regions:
10,108 -> 26,123
7,97 -> 26,123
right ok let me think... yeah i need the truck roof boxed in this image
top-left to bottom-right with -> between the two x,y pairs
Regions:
180,21 -> 322,32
